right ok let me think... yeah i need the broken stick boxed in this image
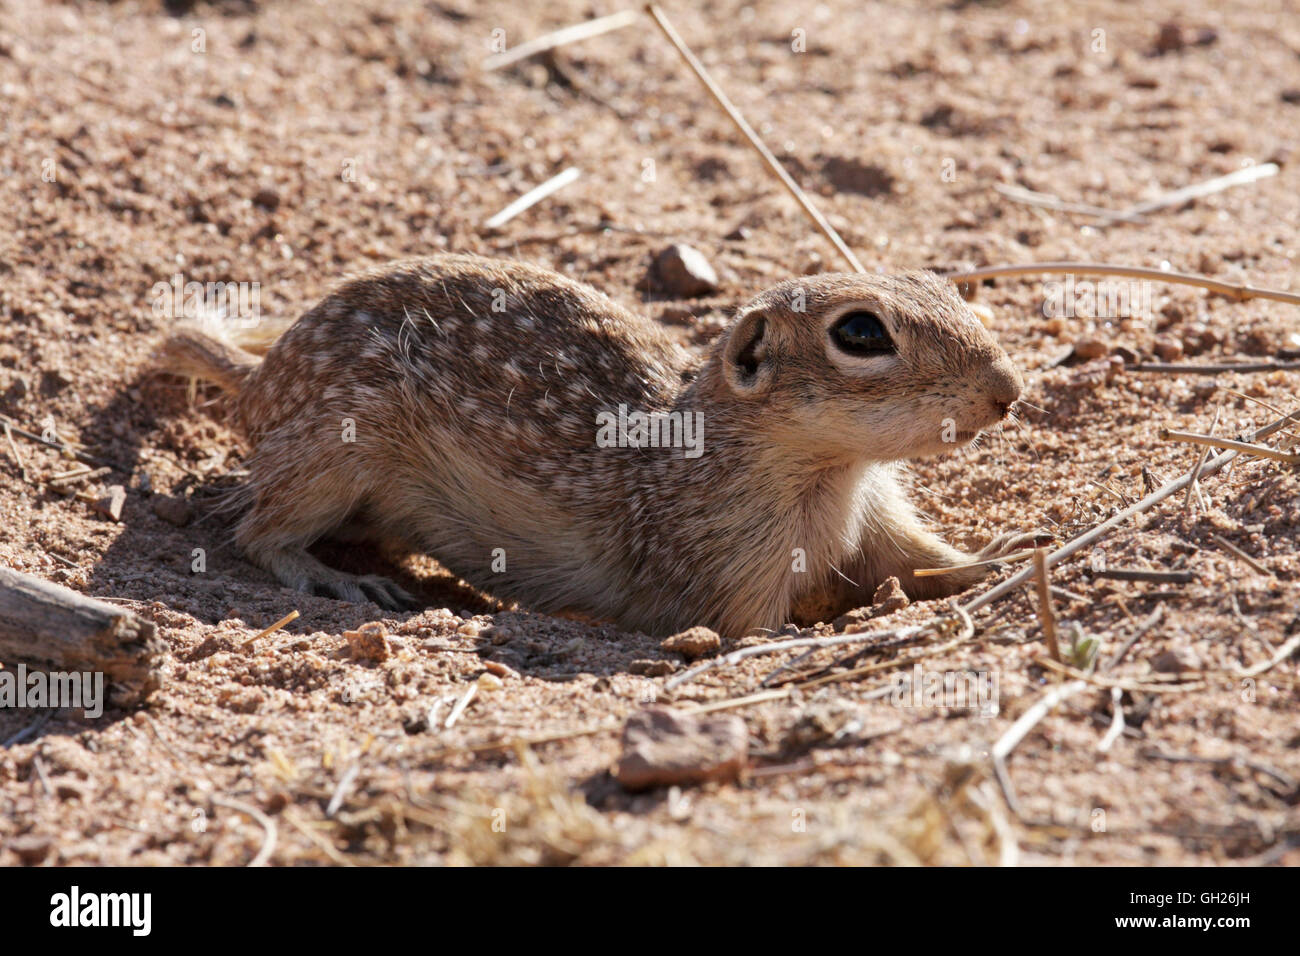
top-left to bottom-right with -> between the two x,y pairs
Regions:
0,566 -> 167,707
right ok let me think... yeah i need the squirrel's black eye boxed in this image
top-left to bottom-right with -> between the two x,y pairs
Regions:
832,311 -> 894,355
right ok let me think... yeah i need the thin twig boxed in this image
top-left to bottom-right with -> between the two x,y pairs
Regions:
914,549 -> 1033,578
1031,549 -> 1062,662
943,262 -> 1300,307
1184,407 -> 1221,514
1108,163 -> 1279,221
961,406 -> 1300,618
664,618 -> 935,691
644,3 -> 864,273
483,167 -> 582,230
49,465 -> 92,480
326,761 -> 361,818
32,755 -> 52,797
1159,427 -> 1300,465
993,182 -> 1145,223
1140,748 -> 1296,792
1131,361 -> 1300,374
792,605 -> 976,692
758,645 -> 821,687
1218,388 -> 1300,439
239,609 -> 300,653
1097,687 -> 1126,753
2,709 -> 53,748
0,414 -> 120,468
1208,533 -> 1273,577
482,10 -> 640,71
991,680 -> 1088,817
211,796 -> 277,867
1091,568 -> 1196,584
43,550 -> 79,570
1038,657 -> 1206,693
283,808 -> 355,867
1236,631 -> 1300,679
46,465 -> 113,488
1104,605 -> 1164,674
685,688 -> 791,714
2,421 -> 30,482
443,683 -> 479,729
1087,478 -> 1129,507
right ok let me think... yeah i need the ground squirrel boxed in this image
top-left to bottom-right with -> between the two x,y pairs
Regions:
160,253 -> 1031,638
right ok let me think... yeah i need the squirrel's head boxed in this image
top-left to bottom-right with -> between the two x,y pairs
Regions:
707,270 -> 1022,462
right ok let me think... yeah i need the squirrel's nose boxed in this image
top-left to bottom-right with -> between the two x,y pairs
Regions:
987,356 -> 1023,418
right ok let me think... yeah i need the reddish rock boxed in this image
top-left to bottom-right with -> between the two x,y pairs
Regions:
344,622 -> 390,662
660,626 -> 722,660
1072,337 -> 1109,360
92,484 -> 126,521
834,575 -> 910,630
1152,337 -> 1183,362
614,707 -> 748,791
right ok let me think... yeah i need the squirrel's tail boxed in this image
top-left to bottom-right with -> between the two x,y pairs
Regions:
157,322 -> 263,396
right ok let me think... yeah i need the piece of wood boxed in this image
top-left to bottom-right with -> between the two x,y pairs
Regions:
1032,549 -> 1062,662
0,566 -> 167,707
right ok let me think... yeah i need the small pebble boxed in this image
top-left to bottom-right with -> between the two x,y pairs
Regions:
8,834 -> 54,865
1152,337 -> 1183,361
344,622 -> 390,662
629,659 -> 677,677
482,660 -> 519,679
152,494 -> 192,526
1151,647 -> 1201,674
649,244 -> 718,298
1154,21 -> 1186,54
1072,338 -> 1109,361
660,626 -> 721,660
252,187 -> 281,210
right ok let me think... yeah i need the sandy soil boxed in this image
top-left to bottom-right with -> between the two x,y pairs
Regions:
1,0 -> 1298,865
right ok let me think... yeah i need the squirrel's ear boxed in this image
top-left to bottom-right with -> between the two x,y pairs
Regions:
721,309 -> 773,396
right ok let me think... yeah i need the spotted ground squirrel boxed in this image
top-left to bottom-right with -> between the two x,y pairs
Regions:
160,253 -> 1032,637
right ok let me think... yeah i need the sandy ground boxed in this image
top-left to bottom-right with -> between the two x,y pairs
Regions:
1,0 -> 1299,865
